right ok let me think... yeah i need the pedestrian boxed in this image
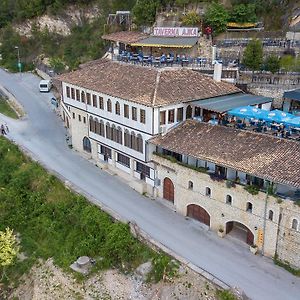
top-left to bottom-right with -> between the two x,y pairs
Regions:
1,124 -> 6,135
4,123 -> 9,133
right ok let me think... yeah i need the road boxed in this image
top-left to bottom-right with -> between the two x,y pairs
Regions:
0,69 -> 300,300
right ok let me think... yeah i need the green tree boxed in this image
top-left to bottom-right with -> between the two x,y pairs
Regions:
264,55 -> 280,74
280,55 -> 295,72
0,227 -> 19,280
181,10 -> 201,26
242,39 -> 263,73
132,0 -> 159,27
204,2 -> 229,34
229,4 -> 257,23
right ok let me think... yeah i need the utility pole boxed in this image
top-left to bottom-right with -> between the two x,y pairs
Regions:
15,46 -> 21,74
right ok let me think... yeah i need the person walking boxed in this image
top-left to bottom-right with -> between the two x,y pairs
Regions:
1,124 -> 6,135
4,123 -> 9,133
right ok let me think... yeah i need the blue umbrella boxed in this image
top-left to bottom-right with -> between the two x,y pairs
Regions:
285,117 -> 300,128
228,106 -> 263,119
258,109 -> 295,123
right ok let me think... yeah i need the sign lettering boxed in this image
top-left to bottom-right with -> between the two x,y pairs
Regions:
153,27 -> 198,37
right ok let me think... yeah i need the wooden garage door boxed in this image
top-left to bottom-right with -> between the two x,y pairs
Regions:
187,204 -> 210,227
163,178 -> 174,203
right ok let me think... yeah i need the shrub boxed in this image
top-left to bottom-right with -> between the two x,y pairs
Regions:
244,185 -> 259,195
216,289 -> 237,300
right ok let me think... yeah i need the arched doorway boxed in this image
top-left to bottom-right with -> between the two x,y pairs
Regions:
163,178 -> 174,203
83,137 -> 91,153
186,105 -> 192,119
226,221 -> 254,245
187,204 -> 210,227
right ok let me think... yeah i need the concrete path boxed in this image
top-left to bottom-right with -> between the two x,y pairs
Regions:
0,70 -> 300,300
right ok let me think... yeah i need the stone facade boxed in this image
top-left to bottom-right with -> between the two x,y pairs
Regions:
152,154 -> 300,266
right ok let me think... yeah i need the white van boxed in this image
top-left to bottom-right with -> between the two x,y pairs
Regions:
39,80 -> 52,92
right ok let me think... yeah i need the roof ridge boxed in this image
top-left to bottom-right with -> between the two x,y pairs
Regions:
152,69 -> 162,106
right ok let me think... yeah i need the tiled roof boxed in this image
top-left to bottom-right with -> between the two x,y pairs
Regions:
102,31 -> 148,44
150,120 -> 300,188
56,59 -> 240,107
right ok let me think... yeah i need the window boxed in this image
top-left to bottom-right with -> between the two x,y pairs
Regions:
136,134 -> 143,153
168,109 -> 175,123
95,118 -> 100,135
116,127 -> 122,144
76,89 -> 80,101
99,96 -> 104,109
100,120 -> 104,136
160,111 -> 166,125
205,187 -> 211,197
83,117 -> 86,124
188,181 -> 193,190
106,123 -> 111,139
81,91 -> 85,103
83,137 -> 91,153
71,88 -> 75,99
177,107 -> 183,122
115,101 -> 120,115
117,153 -> 130,168
100,145 -> 111,159
124,129 -> 131,147
226,195 -> 232,205
78,114 -> 81,122
132,107 -> 137,121
89,117 -> 95,132
124,104 -> 129,118
92,95 -> 97,107
136,162 -> 150,178
66,86 -> 70,98
107,99 -> 112,112
140,109 -> 146,124
292,219 -> 298,230
131,132 -> 136,150
86,93 -> 91,105
246,202 -> 253,213
268,210 -> 274,221
111,124 -> 117,141
72,112 -> 75,119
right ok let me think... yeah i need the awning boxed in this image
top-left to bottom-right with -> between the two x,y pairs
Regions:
190,93 -> 272,113
283,89 -> 300,101
130,36 -> 198,48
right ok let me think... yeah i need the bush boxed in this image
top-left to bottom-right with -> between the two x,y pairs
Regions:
244,185 -> 259,195
216,289 -> 237,300
181,11 -> 201,26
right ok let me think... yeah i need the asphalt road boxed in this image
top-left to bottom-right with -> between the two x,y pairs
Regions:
1,69 -> 300,300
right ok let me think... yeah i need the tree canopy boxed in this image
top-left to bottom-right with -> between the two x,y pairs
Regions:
132,0 -> 159,27
242,39 -> 263,71
204,2 -> 229,34
264,55 -> 280,74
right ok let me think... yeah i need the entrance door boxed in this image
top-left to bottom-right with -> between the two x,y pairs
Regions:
163,178 -> 174,203
187,204 -> 210,226
226,221 -> 254,245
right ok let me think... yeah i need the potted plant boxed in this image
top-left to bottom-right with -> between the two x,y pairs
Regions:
217,226 -> 225,238
250,244 -> 258,254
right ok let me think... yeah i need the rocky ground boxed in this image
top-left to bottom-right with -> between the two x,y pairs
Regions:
8,259 -> 219,300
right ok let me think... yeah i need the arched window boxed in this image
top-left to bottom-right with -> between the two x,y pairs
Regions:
100,120 -> 105,137
186,105 -> 192,119
131,132 -> 136,150
124,129 -> 131,147
89,117 -> 95,132
106,122 -> 110,139
226,195 -> 232,205
107,99 -> 112,112
246,202 -> 253,213
136,134 -> 143,153
117,127 -> 122,144
111,124 -> 117,141
81,91 -> 85,103
292,219 -> 298,230
83,136 -> 91,153
268,210 -> 274,221
188,181 -> 193,190
95,118 -> 100,135
205,187 -> 211,197
115,101 -> 120,115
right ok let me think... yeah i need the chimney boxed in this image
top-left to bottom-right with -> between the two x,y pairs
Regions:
213,62 -> 222,82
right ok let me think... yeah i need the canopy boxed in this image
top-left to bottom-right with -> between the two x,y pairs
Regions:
258,109 -> 295,123
227,106 -> 263,119
285,117 -> 300,128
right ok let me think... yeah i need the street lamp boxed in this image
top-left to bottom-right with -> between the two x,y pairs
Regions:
15,46 -> 21,73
